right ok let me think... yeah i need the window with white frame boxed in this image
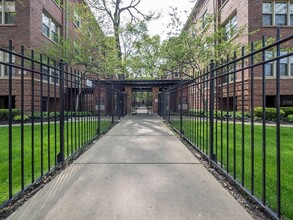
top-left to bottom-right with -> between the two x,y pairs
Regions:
74,9 -> 81,28
0,50 -> 15,77
42,13 -> 60,43
263,1 -> 293,26
265,51 -> 274,76
41,65 -> 59,84
224,15 -> 237,41
264,51 -> 293,77
0,0 -> 15,24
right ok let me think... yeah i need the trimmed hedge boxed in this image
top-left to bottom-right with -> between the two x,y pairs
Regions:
254,107 -> 285,121
13,115 -> 29,122
280,107 -> 293,117
286,114 -> 293,123
0,109 -> 21,121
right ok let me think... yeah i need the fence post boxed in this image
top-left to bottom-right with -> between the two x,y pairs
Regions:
97,80 -> 101,135
209,60 -> 215,165
180,82 -> 183,135
58,60 -> 65,165
111,83 -> 114,124
8,40 -> 13,199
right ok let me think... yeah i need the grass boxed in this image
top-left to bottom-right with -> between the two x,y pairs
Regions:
170,117 -> 293,220
0,118 -> 112,206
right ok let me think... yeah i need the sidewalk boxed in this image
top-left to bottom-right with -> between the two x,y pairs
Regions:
7,115 -> 252,220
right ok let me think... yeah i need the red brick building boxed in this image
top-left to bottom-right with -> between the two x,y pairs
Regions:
0,0 -> 94,112
185,0 -> 293,111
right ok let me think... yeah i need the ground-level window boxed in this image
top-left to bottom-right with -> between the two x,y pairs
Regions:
266,95 -> 293,107
0,95 -> 15,108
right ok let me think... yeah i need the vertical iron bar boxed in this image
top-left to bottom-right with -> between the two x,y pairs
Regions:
70,68 -> 73,154
98,80 -> 101,135
215,62 -> 218,163
8,40 -> 13,198
262,36 -> 267,205
40,54 -> 44,176
59,60 -> 65,164
226,55 -> 230,173
241,47 -> 245,187
31,49 -> 35,183
220,59 -> 224,168
47,57 -> 51,171
233,51 -> 237,180
54,60 -> 57,165
209,61 -> 215,164
180,82 -> 183,134
66,66 -> 69,158
112,83 -> 114,124
251,41 -> 255,195
276,27 -> 281,218
20,45 -> 25,190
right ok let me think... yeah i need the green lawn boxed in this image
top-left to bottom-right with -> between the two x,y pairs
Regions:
0,118 -> 112,205
170,118 -> 293,220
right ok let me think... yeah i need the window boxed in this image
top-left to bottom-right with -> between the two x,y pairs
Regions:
280,51 -> 288,76
265,51 -> 274,76
264,51 -> 293,77
74,40 -> 81,55
0,50 -> 15,77
41,65 -> 59,84
263,1 -> 293,26
42,13 -> 60,43
222,63 -> 234,83
263,2 -> 273,25
275,2 -> 287,25
224,15 -> 237,40
0,0 -> 15,24
290,2 -> 293,24
173,72 -> 179,78
74,9 -> 81,28
202,10 -> 208,29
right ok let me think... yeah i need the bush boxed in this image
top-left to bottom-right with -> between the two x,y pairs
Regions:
254,107 -> 285,121
0,109 -> 21,121
286,114 -> 293,123
13,115 -> 29,121
280,107 -> 293,117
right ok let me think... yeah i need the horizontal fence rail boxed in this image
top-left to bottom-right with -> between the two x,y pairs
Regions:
0,41 -> 126,208
159,29 -> 293,219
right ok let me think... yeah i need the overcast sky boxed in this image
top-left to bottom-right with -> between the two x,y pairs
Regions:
137,0 -> 196,40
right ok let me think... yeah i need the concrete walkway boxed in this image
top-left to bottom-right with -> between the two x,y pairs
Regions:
7,115 -> 252,220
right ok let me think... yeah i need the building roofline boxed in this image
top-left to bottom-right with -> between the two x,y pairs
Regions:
182,0 -> 207,32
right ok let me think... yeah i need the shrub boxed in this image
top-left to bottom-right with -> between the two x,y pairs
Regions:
286,114 -> 293,123
280,107 -> 293,117
0,109 -> 21,121
13,115 -> 29,121
254,107 -> 285,121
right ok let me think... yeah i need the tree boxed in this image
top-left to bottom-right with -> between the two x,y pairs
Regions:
160,11 -> 249,79
87,0 -> 157,78
41,2 -> 117,78
121,21 -> 162,79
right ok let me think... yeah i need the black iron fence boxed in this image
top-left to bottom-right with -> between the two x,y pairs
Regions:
0,41 -> 126,208
159,30 -> 293,219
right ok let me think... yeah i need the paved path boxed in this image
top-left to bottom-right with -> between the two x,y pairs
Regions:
8,115 -> 252,220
